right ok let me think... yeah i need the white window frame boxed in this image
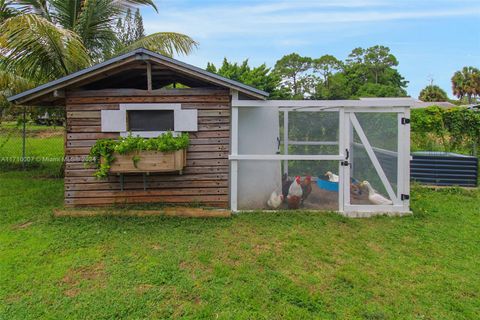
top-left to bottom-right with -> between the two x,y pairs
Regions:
101,103 -> 197,137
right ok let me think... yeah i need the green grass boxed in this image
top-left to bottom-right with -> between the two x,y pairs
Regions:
0,170 -> 479,319
0,122 -> 64,174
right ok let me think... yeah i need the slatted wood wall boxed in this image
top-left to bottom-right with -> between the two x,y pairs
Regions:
64,90 -> 231,208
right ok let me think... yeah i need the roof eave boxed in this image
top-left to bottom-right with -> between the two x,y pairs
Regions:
7,48 -> 268,104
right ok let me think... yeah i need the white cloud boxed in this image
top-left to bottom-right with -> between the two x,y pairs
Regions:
145,1 -> 480,39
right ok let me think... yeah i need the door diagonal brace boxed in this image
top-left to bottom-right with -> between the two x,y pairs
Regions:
350,114 -> 398,204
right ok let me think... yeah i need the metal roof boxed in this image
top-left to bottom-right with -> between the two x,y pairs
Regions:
7,48 -> 269,104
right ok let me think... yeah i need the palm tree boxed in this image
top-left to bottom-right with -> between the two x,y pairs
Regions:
418,85 -> 448,102
451,66 -> 480,104
0,0 -> 198,93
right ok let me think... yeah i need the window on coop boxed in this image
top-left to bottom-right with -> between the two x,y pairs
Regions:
127,110 -> 174,132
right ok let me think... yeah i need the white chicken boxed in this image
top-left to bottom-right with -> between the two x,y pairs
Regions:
267,191 -> 284,209
288,176 -> 303,198
287,176 -> 303,209
325,171 -> 339,182
361,180 -> 393,205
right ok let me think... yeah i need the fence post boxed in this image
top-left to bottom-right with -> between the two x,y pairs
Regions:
22,106 -> 26,169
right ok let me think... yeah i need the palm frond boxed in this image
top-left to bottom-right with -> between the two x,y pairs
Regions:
0,0 -> 19,23
11,0 -> 51,19
0,14 -> 91,81
72,0 -> 120,59
48,0 -> 82,29
120,32 -> 198,57
0,69 -> 36,94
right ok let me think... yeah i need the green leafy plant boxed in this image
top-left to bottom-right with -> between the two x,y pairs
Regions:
86,132 -> 189,179
411,106 -> 480,154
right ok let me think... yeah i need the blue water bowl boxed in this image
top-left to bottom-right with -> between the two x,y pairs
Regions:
317,179 -> 339,192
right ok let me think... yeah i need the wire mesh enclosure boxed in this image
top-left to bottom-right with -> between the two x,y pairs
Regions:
0,111 -> 64,173
230,97 -> 412,216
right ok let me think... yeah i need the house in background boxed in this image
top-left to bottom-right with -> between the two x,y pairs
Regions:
359,98 -> 455,109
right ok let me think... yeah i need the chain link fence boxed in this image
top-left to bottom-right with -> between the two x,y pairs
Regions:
0,110 -> 65,175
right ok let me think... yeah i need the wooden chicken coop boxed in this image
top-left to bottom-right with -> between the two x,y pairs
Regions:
9,49 -> 413,217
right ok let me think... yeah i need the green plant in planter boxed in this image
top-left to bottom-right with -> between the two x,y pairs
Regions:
85,132 -> 189,179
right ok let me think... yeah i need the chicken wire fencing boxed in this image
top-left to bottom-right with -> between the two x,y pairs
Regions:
230,99 -> 411,215
0,109 -> 65,173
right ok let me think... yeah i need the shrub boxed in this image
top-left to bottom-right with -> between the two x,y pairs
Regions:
411,106 -> 480,154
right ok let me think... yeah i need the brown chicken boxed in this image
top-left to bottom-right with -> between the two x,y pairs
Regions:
301,176 -> 312,204
287,195 -> 302,209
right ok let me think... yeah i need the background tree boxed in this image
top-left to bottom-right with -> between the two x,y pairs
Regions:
206,59 -> 288,99
451,66 -> 480,104
273,53 -> 313,98
134,8 -> 145,42
116,8 -> 145,48
208,45 -> 408,101
313,55 -> 343,89
363,45 -> 398,84
344,46 -> 407,98
419,85 -> 448,102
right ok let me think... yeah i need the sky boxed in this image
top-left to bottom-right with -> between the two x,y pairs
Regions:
141,0 -> 480,99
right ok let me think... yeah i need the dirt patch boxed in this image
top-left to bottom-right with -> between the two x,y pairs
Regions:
179,261 -> 189,270
34,130 -> 63,139
61,262 -> 106,297
151,244 -> 162,251
135,284 -> 155,294
252,241 -> 283,256
4,291 -> 32,304
11,221 -> 33,230
367,242 -> 384,254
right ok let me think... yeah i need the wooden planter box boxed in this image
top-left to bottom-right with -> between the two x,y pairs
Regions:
107,149 -> 187,174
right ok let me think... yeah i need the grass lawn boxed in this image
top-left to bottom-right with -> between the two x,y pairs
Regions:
0,170 -> 479,319
0,122 -> 64,174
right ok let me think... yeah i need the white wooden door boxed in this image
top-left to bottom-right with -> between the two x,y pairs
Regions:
342,109 -> 410,214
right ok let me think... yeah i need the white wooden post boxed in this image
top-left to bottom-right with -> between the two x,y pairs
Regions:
397,107 -> 411,210
230,90 -> 239,212
338,108 -> 346,212
283,110 -> 289,176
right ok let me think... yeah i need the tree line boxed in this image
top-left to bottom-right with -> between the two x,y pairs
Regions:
208,46 -> 480,104
208,45 -> 408,100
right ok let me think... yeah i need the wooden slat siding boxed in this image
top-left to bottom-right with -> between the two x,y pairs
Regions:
65,170 -> 228,182
65,196 -> 228,206
66,109 -> 230,119
64,92 -> 231,208
66,166 -> 228,175
66,124 -> 230,133
66,144 -> 229,156
65,180 -> 228,191
68,138 -> 230,147
66,96 -> 230,104
67,188 -> 229,198
67,88 -> 230,97
66,103 -> 230,111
